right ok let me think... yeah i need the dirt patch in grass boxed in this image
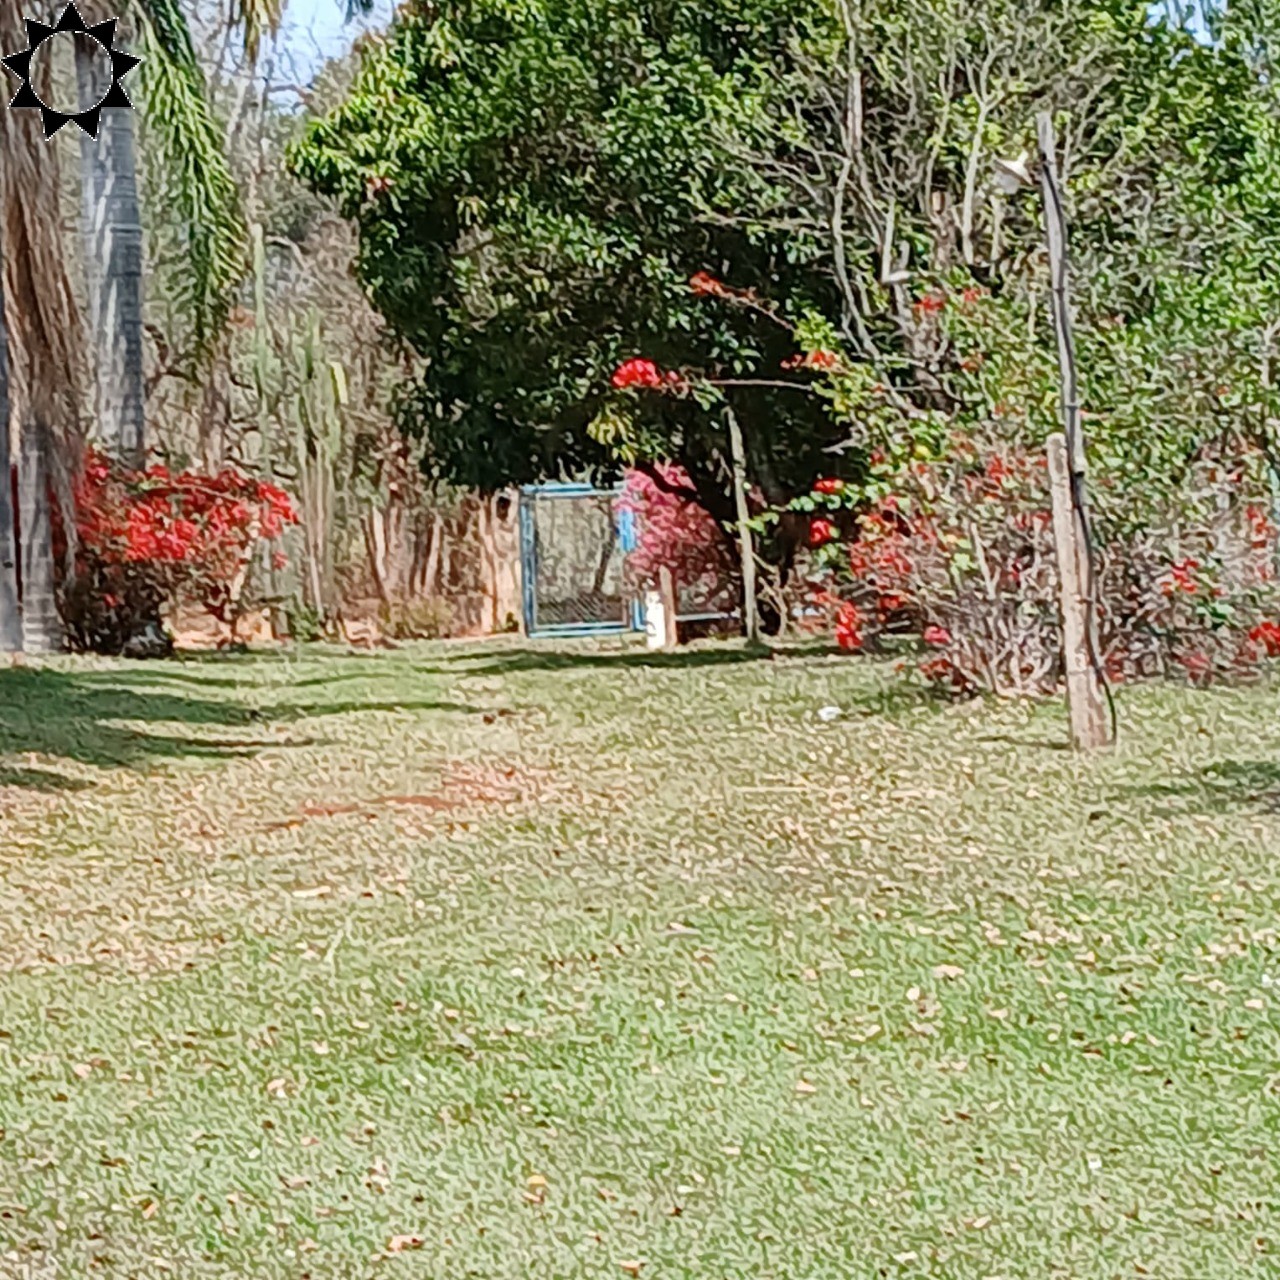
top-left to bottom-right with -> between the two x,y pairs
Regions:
265,760 -> 550,830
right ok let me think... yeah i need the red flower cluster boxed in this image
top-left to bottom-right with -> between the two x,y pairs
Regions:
923,624 -> 952,647
1246,504 -> 1276,551
1249,621 -> 1280,657
689,271 -> 731,298
913,292 -> 945,318
611,358 -> 687,392
781,350 -> 839,372
813,477 -> 845,495
74,448 -> 299,625
808,517 -> 837,548
1160,558 -> 1201,597
834,601 -> 864,651
616,464 -> 737,607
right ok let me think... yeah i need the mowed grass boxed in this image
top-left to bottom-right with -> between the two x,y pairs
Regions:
0,639 -> 1278,1279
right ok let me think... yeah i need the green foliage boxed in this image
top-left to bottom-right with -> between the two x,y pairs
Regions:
293,0 -> 1280,609
135,0 -> 247,359
289,0 -> 842,517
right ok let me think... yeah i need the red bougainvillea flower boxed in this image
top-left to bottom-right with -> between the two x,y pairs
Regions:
689,271 -> 728,297
913,292 -> 945,317
1249,621 -> 1280,657
782,350 -> 839,372
834,601 -> 864,651
1179,649 -> 1212,682
922,624 -> 952,646
1160,558 -> 1201,597
808,517 -> 837,548
611,358 -> 687,393
72,446 -> 300,628
919,653 -> 971,692
813,477 -> 845,495
612,357 -> 664,390
616,464 -> 737,612
960,287 -> 982,305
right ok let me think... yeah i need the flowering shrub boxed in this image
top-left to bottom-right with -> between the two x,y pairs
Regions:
798,437 -> 1280,695
62,449 -> 298,654
616,464 -> 737,613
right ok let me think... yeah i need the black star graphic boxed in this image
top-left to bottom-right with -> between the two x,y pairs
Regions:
2,2 -> 140,139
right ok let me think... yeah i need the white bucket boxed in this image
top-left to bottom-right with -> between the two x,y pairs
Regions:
644,590 -> 666,649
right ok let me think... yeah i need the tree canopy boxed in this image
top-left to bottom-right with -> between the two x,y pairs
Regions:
291,0 -> 1280,537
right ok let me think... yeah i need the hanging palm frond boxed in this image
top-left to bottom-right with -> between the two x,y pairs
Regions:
133,0 -> 246,360
228,0 -> 284,63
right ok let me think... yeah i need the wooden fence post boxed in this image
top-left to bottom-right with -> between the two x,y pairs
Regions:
658,564 -> 679,649
1047,432 -> 1109,750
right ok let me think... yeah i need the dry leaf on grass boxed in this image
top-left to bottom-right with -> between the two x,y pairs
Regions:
387,1234 -> 424,1253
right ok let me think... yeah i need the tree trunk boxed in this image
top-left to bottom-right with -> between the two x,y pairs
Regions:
19,421 -> 63,653
0,220 -> 21,653
422,512 -> 443,598
76,30 -> 145,469
365,503 -> 392,607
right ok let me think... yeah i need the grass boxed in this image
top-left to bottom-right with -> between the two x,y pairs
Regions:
0,637 -> 1278,1278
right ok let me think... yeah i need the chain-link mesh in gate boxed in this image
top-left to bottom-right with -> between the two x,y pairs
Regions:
520,486 -> 636,634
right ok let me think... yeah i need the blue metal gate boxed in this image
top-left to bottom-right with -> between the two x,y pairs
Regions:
519,483 -> 644,638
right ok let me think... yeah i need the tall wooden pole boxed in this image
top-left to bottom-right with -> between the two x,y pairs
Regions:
725,407 -> 760,644
1038,113 -> 1110,749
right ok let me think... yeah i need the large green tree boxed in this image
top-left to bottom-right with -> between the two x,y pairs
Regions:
290,0 -> 845,528
293,0 -> 1280,547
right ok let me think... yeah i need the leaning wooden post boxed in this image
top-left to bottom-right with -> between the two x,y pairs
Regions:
657,564 -> 679,649
1039,111 -> 1110,750
724,406 -> 760,644
1047,434 -> 1109,749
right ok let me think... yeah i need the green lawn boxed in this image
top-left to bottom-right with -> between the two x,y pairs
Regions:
0,639 -> 1278,1278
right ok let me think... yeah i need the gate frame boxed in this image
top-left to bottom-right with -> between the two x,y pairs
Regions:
518,482 -> 644,638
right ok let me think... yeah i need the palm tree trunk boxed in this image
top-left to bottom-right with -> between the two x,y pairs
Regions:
76,28 -> 145,469
0,220 -> 22,653
2,3 -> 87,655
19,421 -> 63,653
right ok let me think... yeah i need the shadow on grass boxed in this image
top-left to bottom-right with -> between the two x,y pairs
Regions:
0,665 -> 476,782
1117,760 -> 1280,814
977,732 -> 1071,752
412,644 -> 778,677
0,764 -> 92,793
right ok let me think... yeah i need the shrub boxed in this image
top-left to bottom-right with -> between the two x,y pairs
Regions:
377,597 -> 454,639
64,449 -> 299,654
616,464 -> 737,610
799,437 -> 1280,695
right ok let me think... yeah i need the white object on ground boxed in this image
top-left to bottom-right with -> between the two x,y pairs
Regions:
817,705 -> 842,722
644,590 -> 666,650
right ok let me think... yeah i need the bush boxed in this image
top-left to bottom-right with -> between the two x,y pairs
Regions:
617,463 -> 738,611
63,450 -> 299,654
284,597 -> 326,644
799,436 -> 1280,695
377,597 -> 454,639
